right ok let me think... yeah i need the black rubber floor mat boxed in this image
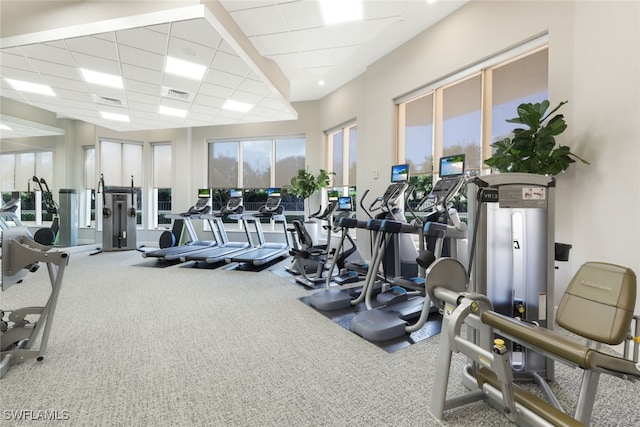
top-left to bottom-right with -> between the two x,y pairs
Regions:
299,294 -> 442,353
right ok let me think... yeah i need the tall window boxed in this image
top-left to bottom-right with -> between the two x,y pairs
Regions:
491,49 -> 549,144
328,123 -> 357,191
442,74 -> 482,172
0,151 -> 53,223
100,139 -> 143,226
82,147 -> 96,228
152,143 -> 172,227
399,94 -> 433,176
208,136 -> 306,216
397,45 -> 549,212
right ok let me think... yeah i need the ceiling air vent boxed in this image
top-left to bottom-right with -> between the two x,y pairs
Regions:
96,96 -> 122,106
161,86 -> 193,102
167,89 -> 190,100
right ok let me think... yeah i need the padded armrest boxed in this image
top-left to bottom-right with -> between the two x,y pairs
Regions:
482,311 -> 591,368
481,311 -> 640,378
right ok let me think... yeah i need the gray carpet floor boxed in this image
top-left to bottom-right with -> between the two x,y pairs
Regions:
1,247 -> 639,426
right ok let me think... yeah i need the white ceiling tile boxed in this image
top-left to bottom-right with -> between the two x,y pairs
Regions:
116,28 -> 168,55
211,51 -> 251,77
124,79 -> 160,97
249,32 -> 296,56
30,59 -> 82,81
166,36 -> 216,67
170,19 -> 223,49
297,49 -> 334,69
66,35 -> 120,62
237,78 -> 272,97
227,90 -> 262,105
122,64 -> 163,85
119,45 -> 165,71
229,6 -> 286,37
193,93 -> 225,109
1,67 -> 45,83
290,27 -> 332,52
127,98 -> 160,112
364,1 -> 408,20
276,1 -> 323,31
17,44 -> 76,67
189,102 -> 220,115
199,82 -> 234,99
203,69 -> 244,89
71,52 -> 121,75
0,51 -> 31,69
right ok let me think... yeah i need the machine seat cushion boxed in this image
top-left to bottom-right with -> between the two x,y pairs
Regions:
556,262 -> 636,345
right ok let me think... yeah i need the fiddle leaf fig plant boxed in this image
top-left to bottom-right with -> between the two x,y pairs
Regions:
289,167 -> 334,220
484,100 -> 589,175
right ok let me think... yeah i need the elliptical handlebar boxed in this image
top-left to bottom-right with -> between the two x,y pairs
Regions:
359,189 -> 373,219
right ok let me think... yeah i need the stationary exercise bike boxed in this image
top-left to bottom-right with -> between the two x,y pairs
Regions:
31,176 -> 59,246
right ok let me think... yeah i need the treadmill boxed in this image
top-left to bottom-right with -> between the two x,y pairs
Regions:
225,190 -> 291,267
181,190 -> 254,264
142,191 -> 220,261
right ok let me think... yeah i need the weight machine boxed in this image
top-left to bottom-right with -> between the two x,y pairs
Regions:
95,174 -> 138,253
1,227 -> 70,378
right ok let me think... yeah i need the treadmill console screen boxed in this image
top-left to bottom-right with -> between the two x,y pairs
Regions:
267,187 -> 281,197
391,164 -> 409,183
230,189 -> 242,198
439,154 -> 465,178
338,196 -> 352,211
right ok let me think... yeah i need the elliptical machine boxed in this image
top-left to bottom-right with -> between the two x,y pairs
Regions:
308,164 -> 417,311
31,176 -> 59,246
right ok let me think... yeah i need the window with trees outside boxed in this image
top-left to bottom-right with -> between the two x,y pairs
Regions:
99,139 -> 143,228
397,43 -> 548,216
327,123 -> 357,198
152,143 -> 172,228
208,136 -> 306,221
1,151 -> 53,225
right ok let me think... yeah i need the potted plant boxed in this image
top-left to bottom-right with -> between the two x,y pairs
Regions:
484,100 -> 589,175
288,167 -> 334,222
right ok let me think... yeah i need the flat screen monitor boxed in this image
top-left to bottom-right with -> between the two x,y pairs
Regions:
230,189 -> 242,198
439,154 -> 465,178
327,189 -> 339,201
390,164 -> 410,183
198,188 -> 211,198
267,187 -> 281,197
338,196 -> 353,211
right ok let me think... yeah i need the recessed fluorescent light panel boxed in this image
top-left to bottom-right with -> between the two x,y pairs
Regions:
100,111 -> 129,122
4,78 -> 56,96
165,57 -> 207,80
159,105 -> 187,118
222,100 -> 253,113
80,68 -> 123,89
319,0 -> 363,25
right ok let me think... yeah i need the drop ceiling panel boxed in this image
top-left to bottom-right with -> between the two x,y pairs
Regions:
65,36 -> 120,61
118,45 -> 165,71
1,0 -> 468,136
229,5 -> 287,37
203,69 -> 244,88
116,27 -> 168,54
70,52 -> 121,75
170,19 -> 223,48
16,43 -> 75,65
275,1 -> 323,31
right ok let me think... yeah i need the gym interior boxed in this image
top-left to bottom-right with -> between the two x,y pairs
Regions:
1,1 -> 639,426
